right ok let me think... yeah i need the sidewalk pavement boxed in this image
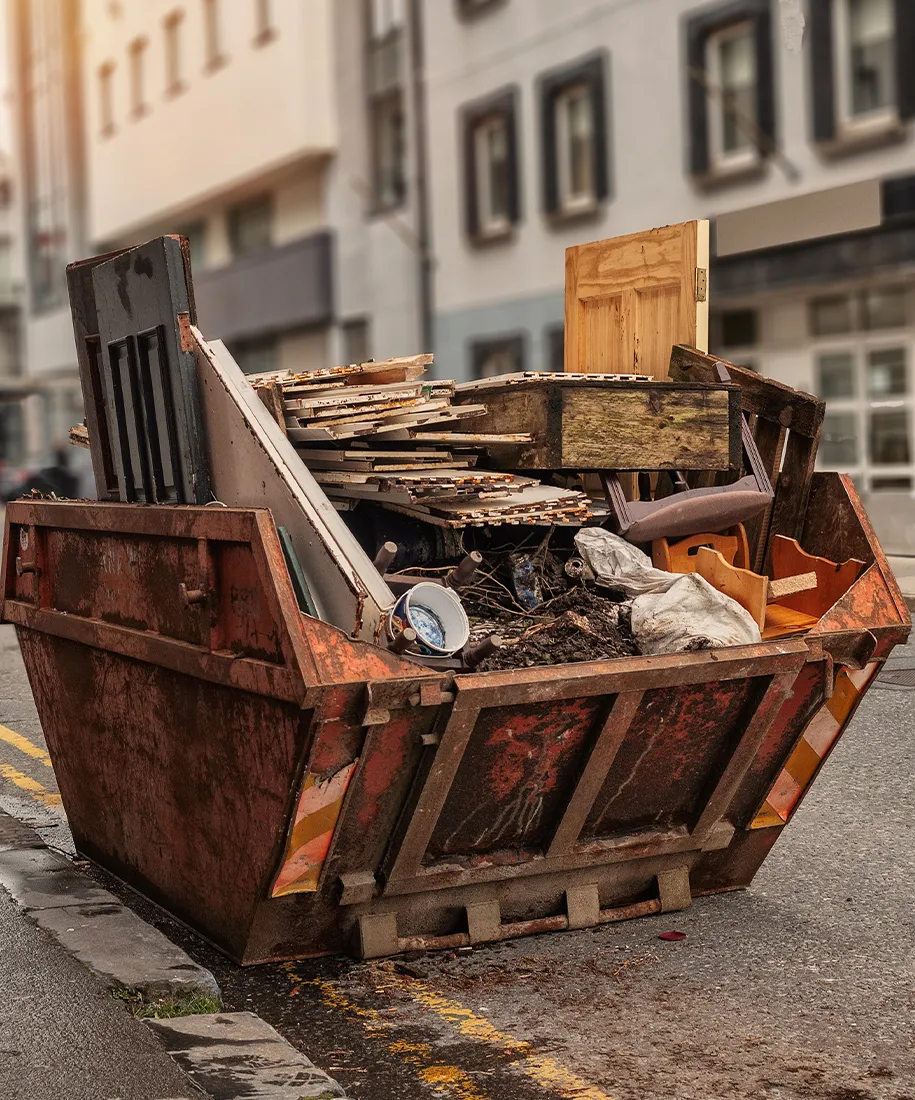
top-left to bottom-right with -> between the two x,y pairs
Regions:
887,555 -> 915,611
0,886 -> 197,1100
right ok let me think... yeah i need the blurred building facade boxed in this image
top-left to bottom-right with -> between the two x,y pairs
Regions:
6,0 -> 80,475
5,0 -> 915,548
5,0 -> 427,473
427,0 -> 915,549
0,149 -> 25,471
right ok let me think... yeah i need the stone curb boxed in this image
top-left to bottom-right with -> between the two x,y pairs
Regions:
0,812 -> 219,1003
147,1012 -> 348,1099
0,810 -> 352,1098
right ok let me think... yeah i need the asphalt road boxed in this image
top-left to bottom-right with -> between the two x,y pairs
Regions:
2,622 -> 915,1100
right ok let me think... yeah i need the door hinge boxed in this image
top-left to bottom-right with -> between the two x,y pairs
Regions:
695,267 -> 708,303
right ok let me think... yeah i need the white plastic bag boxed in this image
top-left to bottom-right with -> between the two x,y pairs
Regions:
574,528 -> 677,597
631,572 -> 762,655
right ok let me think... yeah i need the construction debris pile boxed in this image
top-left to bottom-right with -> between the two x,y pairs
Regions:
64,230 -> 868,676
248,356 -> 592,528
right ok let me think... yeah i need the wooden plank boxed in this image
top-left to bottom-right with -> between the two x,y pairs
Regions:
765,423 -> 825,566
770,535 -> 864,618
248,353 -> 433,388
565,221 -> 709,379
767,572 -> 817,602
695,546 -> 768,630
744,416 -> 787,572
452,380 -> 738,470
403,431 -> 534,445
669,345 -> 824,438
546,692 -> 645,858
256,382 -> 288,437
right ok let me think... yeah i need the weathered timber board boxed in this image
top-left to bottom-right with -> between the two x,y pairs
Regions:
453,380 -> 740,470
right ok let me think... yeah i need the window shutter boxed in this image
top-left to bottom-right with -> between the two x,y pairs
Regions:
585,54 -> 609,201
505,90 -> 521,224
754,2 -> 775,148
686,15 -> 710,176
462,109 -> 480,238
540,79 -> 560,214
809,0 -> 836,142
895,0 -> 915,120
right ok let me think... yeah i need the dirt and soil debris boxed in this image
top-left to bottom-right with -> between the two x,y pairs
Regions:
449,540 -> 641,670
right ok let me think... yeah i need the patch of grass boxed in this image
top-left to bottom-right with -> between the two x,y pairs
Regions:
112,987 -> 222,1019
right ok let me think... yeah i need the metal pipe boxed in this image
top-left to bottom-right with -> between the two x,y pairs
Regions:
373,541 -> 398,574
445,550 -> 483,590
389,627 -> 417,655
463,634 -> 502,669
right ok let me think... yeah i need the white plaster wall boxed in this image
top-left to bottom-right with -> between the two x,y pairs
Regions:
325,0 -> 423,365
82,0 -> 337,243
425,0 -> 915,315
278,328 -> 329,374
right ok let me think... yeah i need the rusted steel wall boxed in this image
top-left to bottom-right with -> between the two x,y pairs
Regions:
1,474 -> 909,963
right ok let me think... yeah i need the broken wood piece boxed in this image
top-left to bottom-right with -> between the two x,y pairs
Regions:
256,382 -> 288,436
770,536 -> 865,618
766,572 -> 817,602
69,423 -> 90,448
652,526 -> 750,573
694,546 -> 768,630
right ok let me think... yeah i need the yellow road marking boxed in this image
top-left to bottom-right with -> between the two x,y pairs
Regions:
0,724 -> 53,767
407,983 -> 618,1100
0,762 -> 62,807
286,966 -> 489,1100
289,964 -> 617,1100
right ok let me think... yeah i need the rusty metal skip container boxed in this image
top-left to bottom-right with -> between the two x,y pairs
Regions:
1,469 -> 909,963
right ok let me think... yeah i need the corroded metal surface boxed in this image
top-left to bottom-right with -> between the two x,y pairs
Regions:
0,473 -> 909,963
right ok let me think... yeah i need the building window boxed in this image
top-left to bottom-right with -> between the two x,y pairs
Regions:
128,38 -> 148,117
815,342 -> 913,489
203,0 -> 225,70
99,62 -> 116,136
867,346 -> 907,395
367,0 -> 406,211
227,196 -> 273,257
821,411 -> 859,464
254,0 -> 275,44
685,1 -> 774,180
810,0 -> 915,144
710,308 -> 758,350
870,407 -> 910,463
839,0 -> 896,122
817,351 -> 856,398
342,318 -> 370,364
539,53 -> 608,218
810,287 -> 908,336
705,21 -> 758,168
231,334 -> 278,375
164,11 -> 184,95
863,285 -> 907,329
462,89 -> 519,241
470,334 -> 525,379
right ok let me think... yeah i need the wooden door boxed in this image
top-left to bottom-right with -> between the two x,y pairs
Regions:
90,236 -> 210,504
564,220 -> 709,379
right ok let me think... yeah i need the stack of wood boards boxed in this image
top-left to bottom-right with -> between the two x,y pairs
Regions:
247,356 -> 593,527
